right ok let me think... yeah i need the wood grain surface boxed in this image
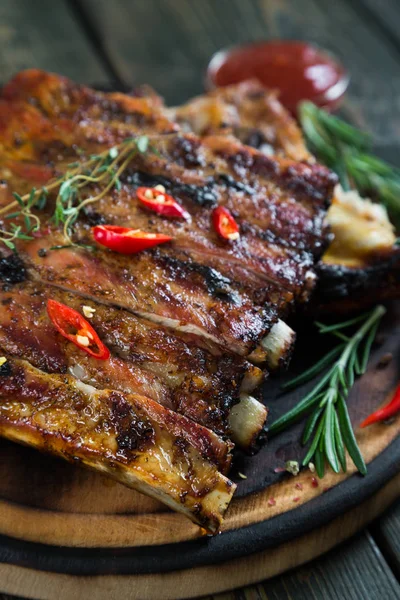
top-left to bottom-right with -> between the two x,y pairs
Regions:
372,500 -> 400,575
0,0 -> 109,83
0,311 -> 399,551
78,0 -> 400,141
0,474 -> 399,600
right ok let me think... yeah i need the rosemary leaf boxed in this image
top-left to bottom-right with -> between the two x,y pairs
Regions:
302,405 -> 324,445
315,312 -> 370,333
314,447 -> 326,479
302,413 -> 325,467
299,101 -> 400,227
324,399 -> 340,473
359,319 -> 380,374
333,409 -> 347,472
269,366 -> 336,434
271,306 -> 385,477
337,394 -> 367,475
317,108 -> 371,149
282,344 -> 344,391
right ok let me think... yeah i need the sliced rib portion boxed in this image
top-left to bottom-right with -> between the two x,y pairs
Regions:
0,357 -> 236,532
169,80 -> 311,161
16,235 -> 276,359
0,279 -> 265,450
177,83 -> 400,314
0,71 -> 337,530
1,68 -> 178,141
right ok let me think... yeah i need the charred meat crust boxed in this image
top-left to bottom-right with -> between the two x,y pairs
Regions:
0,358 -> 235,531
0,254 -> 26,285
0,70 -> 337,529
0,281 -> 256,441
17,237 -> 277,357
316,250 -> 400,312
169,80 -> 311,161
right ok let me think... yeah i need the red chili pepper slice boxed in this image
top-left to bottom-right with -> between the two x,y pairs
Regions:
361,382 -> 400,427
92,225 -> 172,254
212,206 -> 240,241
47,299 -> 110,360
136,187 -> 190,220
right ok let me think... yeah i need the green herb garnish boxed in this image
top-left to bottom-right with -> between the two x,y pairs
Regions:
269,305 -> 386,477
299,101 -> 400,228
0,134 -> 162,249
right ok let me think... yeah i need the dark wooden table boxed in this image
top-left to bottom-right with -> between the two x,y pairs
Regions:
0,1 -> 399,598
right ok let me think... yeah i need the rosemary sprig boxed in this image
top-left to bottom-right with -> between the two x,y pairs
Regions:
0,134 -> 158,248
299,101 -> 400,228
269,305 -> 386,477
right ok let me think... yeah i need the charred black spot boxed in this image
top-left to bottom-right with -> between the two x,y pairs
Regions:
241,129 -> 266,150
217,173 -> 255,195
247,422 -> 268,455
251,153 -> 280,178
224,148 -> 254,176
174,181 -> 217,207
157,252 -> 238,303
0,361 -> 12,377
279,164 -> 338,207
0,254 -> 26,285
123,170 -> 218,207
170,136 -> 205,168
83,210 -> 107,226
111,392 -> 154,454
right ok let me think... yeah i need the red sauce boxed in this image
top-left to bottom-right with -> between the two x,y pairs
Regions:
207,41 -> 348,114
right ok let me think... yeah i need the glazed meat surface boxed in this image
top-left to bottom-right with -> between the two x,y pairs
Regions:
170,80 -> 311,161
0,358 -> 235,532
0,280 -> 262,443
0,70 -> 336,529
181,82 -> 400,313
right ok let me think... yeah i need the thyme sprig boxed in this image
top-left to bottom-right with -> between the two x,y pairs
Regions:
0,188 -> 48,250
299,101 -> 400,228
269,305 -> 386,477
0,135 -> 157,248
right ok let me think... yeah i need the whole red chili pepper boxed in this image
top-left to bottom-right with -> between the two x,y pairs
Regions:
361,382 -> 400,427
136,187 -> 190,219
92,225 -> 172,254
212,206 -> 240,241
47,299 -> 110,360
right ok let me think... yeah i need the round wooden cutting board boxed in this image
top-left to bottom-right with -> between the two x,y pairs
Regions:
0,305 -> 399,599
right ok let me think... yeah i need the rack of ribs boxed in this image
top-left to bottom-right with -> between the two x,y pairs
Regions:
173,80 -> 400,313
0,70 -> 336,531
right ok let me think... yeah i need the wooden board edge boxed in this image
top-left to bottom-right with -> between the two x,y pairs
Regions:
0,472 -> 399,600
0,419 -> 398,549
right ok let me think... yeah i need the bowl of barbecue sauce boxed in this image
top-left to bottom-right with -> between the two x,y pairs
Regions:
206,40 -> 349,114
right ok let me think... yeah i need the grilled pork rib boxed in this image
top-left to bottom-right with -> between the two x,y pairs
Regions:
180,82 -> 400,312
0,70 -> 335,529
0,358 -> 235,531
169,80 -> 311,161
0,280 -> 264,449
